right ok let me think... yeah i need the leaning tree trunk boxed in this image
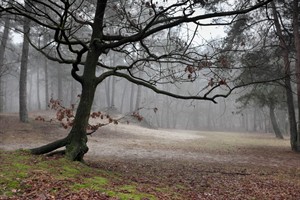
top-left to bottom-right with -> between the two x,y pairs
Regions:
269,103 -> 284,139
64,81 -> 96,161
30,0 -> 109,161
31,51 -> 100,161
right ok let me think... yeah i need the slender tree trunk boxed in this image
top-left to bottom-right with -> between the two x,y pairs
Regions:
120,81 -> 128,113
36,67 -> 41,110
271,1 -> 298,150
19,4 -> 30,122
253,107 -> 257,132
28,73 -> 33,110
110,54 -> 116,108
129,83 -> 135,112
165,98 -> 170,128
207,102 -> 212,130
57,65 -> 63,101
105,77 -> 111,107
44,58 -> 49,109
293,0 -> 300,150
135,71 -> 143,111
269,103 -> 284,139
0,17 -> 10,112
111,76 -> 116,107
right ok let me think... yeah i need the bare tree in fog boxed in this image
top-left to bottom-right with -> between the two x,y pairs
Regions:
1,0 -> 274,161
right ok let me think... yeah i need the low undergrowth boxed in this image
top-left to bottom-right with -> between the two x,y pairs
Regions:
0,150 -> 177,200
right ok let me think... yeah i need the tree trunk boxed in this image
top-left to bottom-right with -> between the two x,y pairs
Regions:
293,0 -> 300,150
129,82 -> 135,112
269,103 -> 284,139
70,80 -> 77,105
253,107 -> 257,132
19,4 -> 30,123
64,80 -> 97,161
207,102 -> 212,130
44,58 -> 49,109
28,73 -> 33,110
271,1 -> 298,151
135,71 -> 143,111
31,53 -> 99,161
110,76 -> 116,107
120,81 -> 128,113
110,54 -> 116,108
105,77 -> 111,107
36,67 -> 41,110
57,64 -> 63,101
0,17 -> 10,112
30,0 -> 109,161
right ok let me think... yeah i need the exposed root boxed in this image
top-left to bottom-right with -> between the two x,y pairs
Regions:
30,137 -> 69,155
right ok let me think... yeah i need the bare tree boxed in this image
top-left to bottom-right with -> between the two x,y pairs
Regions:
1,0 -> 274,161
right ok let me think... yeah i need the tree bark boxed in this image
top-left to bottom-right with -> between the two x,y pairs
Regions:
0,16 -> 10,112
293,0 -> 300,150
269,103 -> 284,139
19,2 -> 30,123
31,0 -> 108,161
271,1 -> 298,150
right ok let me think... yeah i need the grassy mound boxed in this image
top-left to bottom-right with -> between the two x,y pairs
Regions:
0,150 -> 177,200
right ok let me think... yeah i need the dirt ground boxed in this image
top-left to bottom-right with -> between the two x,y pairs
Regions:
1,111 -> 299,167
1,112 -> 300,199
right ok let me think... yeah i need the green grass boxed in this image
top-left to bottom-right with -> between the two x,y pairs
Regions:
0,150 -> 173,199
0,150 -> 32,196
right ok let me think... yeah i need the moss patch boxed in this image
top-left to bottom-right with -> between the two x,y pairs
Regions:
0,150 -> 168,199
107,184 -> 156,200
0,150 -> 32,196
72,176 -> 108,190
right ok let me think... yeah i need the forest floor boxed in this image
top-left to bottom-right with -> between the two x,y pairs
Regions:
1,112 -> 300,199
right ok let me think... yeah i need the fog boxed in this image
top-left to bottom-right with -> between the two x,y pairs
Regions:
1,51 -> 288,135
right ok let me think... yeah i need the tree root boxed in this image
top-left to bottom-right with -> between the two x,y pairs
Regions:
46,150 -> 66,157
30,137 -> 69,155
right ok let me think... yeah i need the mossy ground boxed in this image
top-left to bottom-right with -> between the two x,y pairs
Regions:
0,150 -> 175,199
1,114 -> 300,199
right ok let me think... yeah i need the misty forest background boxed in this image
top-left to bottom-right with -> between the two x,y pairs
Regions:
0,0 -> 296,136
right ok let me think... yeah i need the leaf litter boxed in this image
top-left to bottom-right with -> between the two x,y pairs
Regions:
1,113 -> 300,199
